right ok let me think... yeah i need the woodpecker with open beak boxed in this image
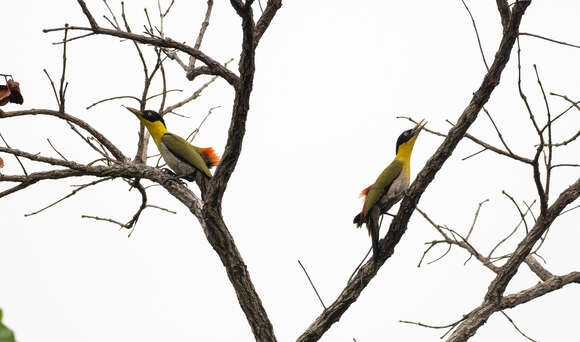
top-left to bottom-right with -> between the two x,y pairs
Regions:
125,107 -> 219,180
353,120 -> 426,260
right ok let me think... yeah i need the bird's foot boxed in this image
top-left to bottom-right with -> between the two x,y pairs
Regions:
161,168 -> 188,187
161,168 -> 177,176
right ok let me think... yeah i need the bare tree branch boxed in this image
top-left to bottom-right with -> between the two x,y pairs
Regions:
461,0 -> 489,71
298,260 -> 327,310
519,32 -> 580,49
0,132 -> 28,176
499,311 -> 537,342
0,108 -> 126,161
398,116 -> 533,165
447,176 -> 580,342
188,0 -> 214,70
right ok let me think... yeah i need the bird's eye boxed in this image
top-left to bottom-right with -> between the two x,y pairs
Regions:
404,132 -> 409,136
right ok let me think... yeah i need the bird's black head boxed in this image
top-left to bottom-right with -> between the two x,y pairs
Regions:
395,119 -> 426,154
141,110 -> 166,128
396,129 -> 414,154
125,106 -> 167,128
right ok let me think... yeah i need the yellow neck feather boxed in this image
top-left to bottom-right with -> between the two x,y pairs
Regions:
395,135 -> 417,176
140,119 -> 168,146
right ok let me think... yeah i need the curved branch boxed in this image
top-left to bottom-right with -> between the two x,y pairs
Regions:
44,23 -> 239,88
0,108 -> 126,161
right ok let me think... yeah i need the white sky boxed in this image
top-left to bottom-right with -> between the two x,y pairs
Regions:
1,1 -> 579,341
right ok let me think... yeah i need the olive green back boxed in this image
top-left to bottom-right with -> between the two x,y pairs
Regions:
162,133 -> 212,177
363,159 -> 403,216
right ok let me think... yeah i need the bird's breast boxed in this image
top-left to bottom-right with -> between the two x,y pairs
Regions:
379,170 -> 410,209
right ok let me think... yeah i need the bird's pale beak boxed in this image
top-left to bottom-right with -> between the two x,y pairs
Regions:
414,119 -> 427,136
123,106 -> 141,118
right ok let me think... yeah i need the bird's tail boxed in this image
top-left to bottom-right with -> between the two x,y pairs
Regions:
199,147 -> 220,168
353,185 -> 372,227
371,225 -> 380,261
353,213 -> 364,227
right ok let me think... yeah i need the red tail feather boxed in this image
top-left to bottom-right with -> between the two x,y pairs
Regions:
359,185 -> 371,198
200,147 -> 220,167
354,185 -> 372,227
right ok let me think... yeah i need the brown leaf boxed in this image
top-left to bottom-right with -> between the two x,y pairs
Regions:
0,85 -> 10,106
0,156 -> 4,169
6,80 -> 23,105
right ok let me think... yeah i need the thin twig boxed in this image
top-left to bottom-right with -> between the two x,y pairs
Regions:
533,64 -> 552,200
559,203 -> 580,216
186,106 -> 221,142
461,0 -> 489,71
163,58 -> 233,116
400,313 -> 469,339
25,177 -> 113,216
462,148 -> 487,161
102,0 -> 121,29
58,25 -> 69,113
189,0 -> 214,70
544,93 -> 580,131
500,311 -> 538,342
47,138 -> 68,161
43,69 -> 61,108
146,204 -> 176,214
520,32 -> 580,49
0,132 -> 28,176
487,192 -> 532,259
67,122 -> 110,160
146,89 -> 182,101
483,106 -> 513,154
398,116 -> 533,164
427,244 -> 452,265
347,247 -> 372,283
86,95 -> 141,109
297,260 -> 327,310
466,199 -> 489,240
52,32 -> 96,45
517,37 -> 548,214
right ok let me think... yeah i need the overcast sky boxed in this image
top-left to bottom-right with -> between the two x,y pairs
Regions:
1,1 -> 579,341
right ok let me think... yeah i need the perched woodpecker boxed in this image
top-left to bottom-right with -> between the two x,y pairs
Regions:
353,120 -> 426,260
125,107 -> 219,179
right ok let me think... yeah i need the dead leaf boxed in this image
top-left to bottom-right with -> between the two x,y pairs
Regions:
0,156 -> 4,169
0,85 -> 10,106
6,80 -> 23,105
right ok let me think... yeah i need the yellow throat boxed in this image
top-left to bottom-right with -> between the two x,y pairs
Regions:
394,134 -> 418,177
139,118 -> 168,147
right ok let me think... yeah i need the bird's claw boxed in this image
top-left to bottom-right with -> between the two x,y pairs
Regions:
161,168 -> 188,187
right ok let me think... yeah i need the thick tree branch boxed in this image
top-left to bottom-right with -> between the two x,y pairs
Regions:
500,271 -> 580,309
496,0 -> 510,31
207,4 -> 256,205
254,0 -> 282,47
77,0 -> 99,29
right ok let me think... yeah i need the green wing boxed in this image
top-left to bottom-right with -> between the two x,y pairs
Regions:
161,133 -> 212,177
0,309 -> 16,342
363,159 -> 403,217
